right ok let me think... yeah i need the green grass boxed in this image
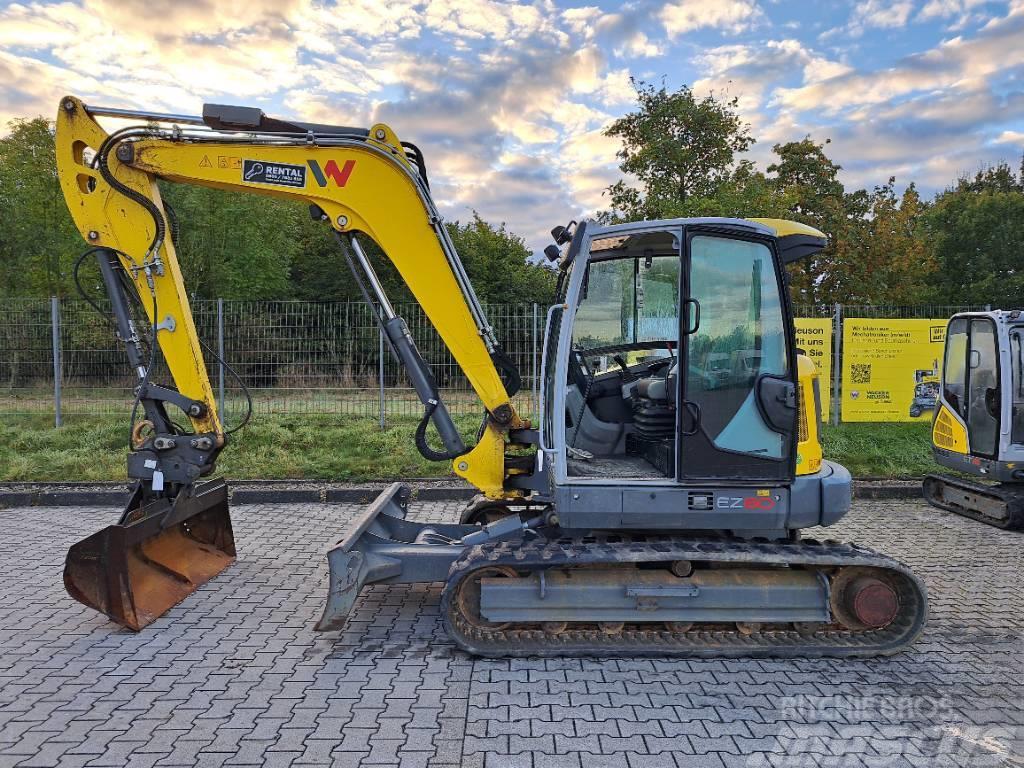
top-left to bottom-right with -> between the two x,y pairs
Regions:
0,413 -> 482,482
820,422 -> 935,479
0,413 -> 937,482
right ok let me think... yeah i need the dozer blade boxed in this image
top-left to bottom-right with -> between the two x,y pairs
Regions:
64,479 -> 235,631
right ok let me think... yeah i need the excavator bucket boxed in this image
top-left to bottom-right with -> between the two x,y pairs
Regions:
64,479 -> 235,631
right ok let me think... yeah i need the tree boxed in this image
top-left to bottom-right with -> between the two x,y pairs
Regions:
768,138 -> 850,305
445,213 -> 554,305
680,161 -> 796,220
849,180 -> 932,304
602,80 -> 756,220
159,184 -> 298,300
925,162 -> 1024,305
288,212 -> 555,306
0,118 -> 81,296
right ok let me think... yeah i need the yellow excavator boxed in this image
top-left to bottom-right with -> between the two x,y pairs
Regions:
54,96 -> 927,656
925,310 -> 1024,529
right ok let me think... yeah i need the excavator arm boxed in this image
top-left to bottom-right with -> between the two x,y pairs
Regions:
55,96 -> 533,630
55,96 -> 528,497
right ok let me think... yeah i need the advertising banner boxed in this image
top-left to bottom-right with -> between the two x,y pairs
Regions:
794,318 -> 833,421
841,319 -> 946,422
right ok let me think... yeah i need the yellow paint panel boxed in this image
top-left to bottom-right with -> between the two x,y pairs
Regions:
796,354 -> 823,476
933,405 -> 968,453
794,318 -> 831,421
54,95 -> 524,496
54,97 -> 221,438
747,218 -> 826,239
130,139 -> 515,420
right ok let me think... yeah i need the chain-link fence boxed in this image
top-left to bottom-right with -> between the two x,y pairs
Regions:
0,299 -> 544,424
0,298 -> 992,426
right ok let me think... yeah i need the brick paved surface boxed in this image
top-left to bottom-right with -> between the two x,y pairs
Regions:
1,498 -> 1022,768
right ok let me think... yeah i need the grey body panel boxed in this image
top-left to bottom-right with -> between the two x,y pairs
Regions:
555,460 -> 849,532
933,447 -> 1024,482
315,461 -> 851,631
478,568 -> 830,623
316,483 -> 481,631
316,218 -> 855,634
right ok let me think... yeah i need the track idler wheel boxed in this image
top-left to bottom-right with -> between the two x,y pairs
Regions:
459,495 -> 526,525
831,567 -> 900,630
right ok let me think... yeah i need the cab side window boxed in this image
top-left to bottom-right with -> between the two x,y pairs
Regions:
943,318 -> 968,419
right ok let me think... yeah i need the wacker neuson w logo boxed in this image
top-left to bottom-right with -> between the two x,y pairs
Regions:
307,159 -> 356,187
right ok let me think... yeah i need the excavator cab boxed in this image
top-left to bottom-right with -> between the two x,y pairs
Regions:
555,222 -> 797,487
924,310 -> 1024,529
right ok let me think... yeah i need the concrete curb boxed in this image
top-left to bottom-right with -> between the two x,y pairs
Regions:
852,484 -> 924,500
0,480 -> 921,508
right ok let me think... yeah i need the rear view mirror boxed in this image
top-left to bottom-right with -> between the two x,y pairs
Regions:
969,349 -> 982,369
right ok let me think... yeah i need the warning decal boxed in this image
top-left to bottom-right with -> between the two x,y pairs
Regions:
242,159 -> 306,188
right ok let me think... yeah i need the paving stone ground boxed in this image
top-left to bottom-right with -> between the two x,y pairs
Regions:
1,498 -> 1022,768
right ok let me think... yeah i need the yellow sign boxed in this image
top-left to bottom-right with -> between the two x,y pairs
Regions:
794,318 -> 832,420
841,319 -> 946,422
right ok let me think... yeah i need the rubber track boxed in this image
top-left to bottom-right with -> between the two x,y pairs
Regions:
923,474 -> 1024,531
441,535 -> 928,658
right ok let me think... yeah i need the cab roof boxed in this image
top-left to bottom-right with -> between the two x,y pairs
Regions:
585,217 -> 827,265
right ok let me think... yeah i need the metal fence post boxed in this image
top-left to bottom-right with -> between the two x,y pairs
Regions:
531,303 -> 539,416
831,302 -> 842,426
51,296 -> 62,428
379,326 -> 386,429
217,298 -> 226,428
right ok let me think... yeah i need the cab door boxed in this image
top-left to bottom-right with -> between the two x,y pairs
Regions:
678,229 -> 797,482
943,316 -> 1000,458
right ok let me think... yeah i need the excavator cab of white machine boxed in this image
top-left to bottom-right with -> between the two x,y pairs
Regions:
924,309 -> 1024,529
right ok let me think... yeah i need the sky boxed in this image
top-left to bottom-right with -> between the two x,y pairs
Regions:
2,0 -> 1024,251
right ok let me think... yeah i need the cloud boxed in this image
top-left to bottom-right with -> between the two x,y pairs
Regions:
422,0 -> 547,40
917,0 -> 991,24
773,3 -> 1024,115
2,0 -> 1023,252
848,0 -> 915,35
368,35 -> 625,237
994,129 -> 1024,145
659,0 -> 762,38
692,39 -> 851,115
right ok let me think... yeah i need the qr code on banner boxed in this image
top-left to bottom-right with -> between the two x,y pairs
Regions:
851,363 -> 871,384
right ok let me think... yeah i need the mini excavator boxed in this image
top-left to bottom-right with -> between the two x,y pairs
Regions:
925,310 -> 1024,529
54,96 -> 927,656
